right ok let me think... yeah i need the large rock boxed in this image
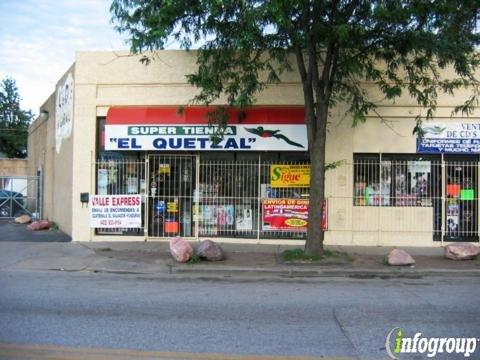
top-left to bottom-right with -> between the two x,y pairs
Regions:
387,249 -> 415,266
26,220 -> 52,231
14,214 -> 31,224
169,237 -> 193,263
444,243 -> 480,260
197,240 -> 225,261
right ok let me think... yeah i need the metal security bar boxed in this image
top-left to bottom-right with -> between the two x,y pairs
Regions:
93,154 -> 479,243
196,159 -> 310,240
259,161 -> 309,239
353,158 -> 442,207
444,160 -> 478,241
94,155 -> 311,240
197,160 -> 259,238
95,158 -> 146,235
350,156 -> 478,243
0,176 -> 40,219
147,155 -> 196,238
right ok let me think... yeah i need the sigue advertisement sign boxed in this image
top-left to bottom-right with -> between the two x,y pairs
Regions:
270,164 -> 310,188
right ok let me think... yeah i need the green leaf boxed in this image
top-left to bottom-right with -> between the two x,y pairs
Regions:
0,77 -> 32,158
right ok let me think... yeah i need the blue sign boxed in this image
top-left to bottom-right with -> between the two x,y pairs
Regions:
155,200 -> 165,214
417,138 -> 480,154
417,122 -> 480,154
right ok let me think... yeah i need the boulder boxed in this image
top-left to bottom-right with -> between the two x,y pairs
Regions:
387,249 -> 415,266
14,214 -> 31,224
444,243 -> 480,260
197,240 -> 225,261
169,236 -> 193,263
27,220 -> 52,231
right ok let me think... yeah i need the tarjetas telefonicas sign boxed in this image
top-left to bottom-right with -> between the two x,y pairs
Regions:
417,122 -> 480,154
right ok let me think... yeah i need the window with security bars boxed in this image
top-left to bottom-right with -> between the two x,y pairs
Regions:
197,159 -> 259,237
196,153 -> 309,239
353,154 -> 441,207
95,153 -> 146,235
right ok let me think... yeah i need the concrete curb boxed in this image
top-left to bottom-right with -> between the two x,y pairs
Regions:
12,262 -> 479,282
58,260 -> 480,280
169,264 -> 480,279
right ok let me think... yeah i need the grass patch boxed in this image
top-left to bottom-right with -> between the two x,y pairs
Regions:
98,247 -> 112,252
283,248 -> 321,262
187,253 -> 202,264
342,252 -> 356,263
382,255 -> 390,266
282,248 -> 353,262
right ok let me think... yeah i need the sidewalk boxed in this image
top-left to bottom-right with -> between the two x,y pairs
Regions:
1,239 -> 479,281
79,241 -> 480,280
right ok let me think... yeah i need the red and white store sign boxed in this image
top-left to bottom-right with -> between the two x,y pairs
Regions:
90,195 -> 142,228
262,198 -> 328,231
104,106 -> 307,151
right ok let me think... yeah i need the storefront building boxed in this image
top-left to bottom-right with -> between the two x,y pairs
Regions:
28,51 -> 480,246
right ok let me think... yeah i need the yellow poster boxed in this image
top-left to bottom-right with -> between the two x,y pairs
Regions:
270,165 -> 310,188
158,164 -> 171,174
167,201 -> 178,213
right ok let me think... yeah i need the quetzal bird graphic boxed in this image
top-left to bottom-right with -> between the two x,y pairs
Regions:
245,127 -> 305,149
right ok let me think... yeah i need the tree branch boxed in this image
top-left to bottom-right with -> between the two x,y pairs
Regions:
295,46 -> 307,83
325,44 -> 339,103
295,46 -> 316,149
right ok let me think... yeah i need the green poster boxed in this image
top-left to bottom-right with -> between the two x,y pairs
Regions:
460,189 -> 475,201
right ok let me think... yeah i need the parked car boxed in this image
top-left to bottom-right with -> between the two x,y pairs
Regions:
0,189 -> 26,218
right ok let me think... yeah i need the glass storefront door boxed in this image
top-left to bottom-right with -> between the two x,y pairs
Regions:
443,156 -> 479,242
147,155 -> 196,238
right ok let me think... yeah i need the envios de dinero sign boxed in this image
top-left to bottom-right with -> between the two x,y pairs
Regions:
104,106 -> 307,151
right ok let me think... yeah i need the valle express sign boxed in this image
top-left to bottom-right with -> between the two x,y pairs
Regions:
105,124 -> 307,151
90,195 -> 142,228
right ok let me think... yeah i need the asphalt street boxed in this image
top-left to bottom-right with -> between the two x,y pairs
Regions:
0,269 -> 479,359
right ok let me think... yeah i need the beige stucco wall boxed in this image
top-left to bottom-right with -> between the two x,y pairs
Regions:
30,50 -> 479,246
71,51 -> 308,242
0,159 -> 28,176
28,95 -> 53,218
28,66 -> 75,235
321,77 -> 480,245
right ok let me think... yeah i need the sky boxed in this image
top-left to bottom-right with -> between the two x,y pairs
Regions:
0,0 -> 129,115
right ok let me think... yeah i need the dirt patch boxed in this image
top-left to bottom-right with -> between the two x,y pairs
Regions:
94,248 -> 277,267
92,244 -> 479,271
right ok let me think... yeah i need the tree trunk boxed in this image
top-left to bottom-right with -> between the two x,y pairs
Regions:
304,111 -> 328,256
